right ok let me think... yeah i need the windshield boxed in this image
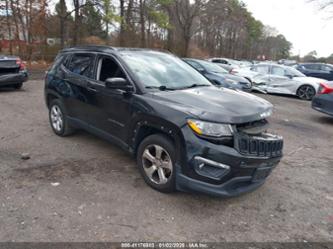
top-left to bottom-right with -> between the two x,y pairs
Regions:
197,60 -> 228,74
120,51 -> 212,89
287,67 -> 305,77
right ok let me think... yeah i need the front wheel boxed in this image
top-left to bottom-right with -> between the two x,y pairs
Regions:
136,134 -> 177,193
296,85 -> 316,100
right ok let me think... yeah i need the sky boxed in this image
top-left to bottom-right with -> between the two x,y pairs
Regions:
242,0 -> 333,57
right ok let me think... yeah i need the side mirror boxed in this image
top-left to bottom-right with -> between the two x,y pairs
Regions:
286,74 -> 293,79
105,77 -> 134,92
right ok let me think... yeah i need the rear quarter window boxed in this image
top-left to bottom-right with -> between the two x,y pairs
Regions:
49,54 -> 67,73
304,64 -> 321,70
321,65 -> 333,72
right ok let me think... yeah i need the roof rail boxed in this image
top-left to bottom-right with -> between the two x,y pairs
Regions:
61,45 -> 115,53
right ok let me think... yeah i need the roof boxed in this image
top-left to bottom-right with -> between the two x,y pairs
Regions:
299,62 -> 333,66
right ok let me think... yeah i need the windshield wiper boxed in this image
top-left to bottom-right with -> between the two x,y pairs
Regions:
179,84 -> 210,90
145,86 -> 176,91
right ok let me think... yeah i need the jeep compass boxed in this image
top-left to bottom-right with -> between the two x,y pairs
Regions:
45,46 -> 283,197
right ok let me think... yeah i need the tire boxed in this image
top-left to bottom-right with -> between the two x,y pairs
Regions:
136,134 -> 177,193
296,85 -> 316,101
49,99 -> 75,137
13,83 -> 23,89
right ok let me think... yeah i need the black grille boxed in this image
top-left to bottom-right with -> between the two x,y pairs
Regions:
235,133 -> 283,158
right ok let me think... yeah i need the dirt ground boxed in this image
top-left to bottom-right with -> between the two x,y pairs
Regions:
0,71 -> 332,242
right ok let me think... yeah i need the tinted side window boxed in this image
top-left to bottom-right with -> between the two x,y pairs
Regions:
253,65 -> 270,74
305,64 -> 320,70
186,61 -> 205,71
271,66 -> 286,76
321,65 -> 333,72
49,54 -> 67,73
68,54 -> 95,78
212,59 -> 227,64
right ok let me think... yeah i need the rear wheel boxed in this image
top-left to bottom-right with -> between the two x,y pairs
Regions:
296,85 -> 316,100
136,134 -> 176,193
49,99 -> 75,136
13,83 -> 23,89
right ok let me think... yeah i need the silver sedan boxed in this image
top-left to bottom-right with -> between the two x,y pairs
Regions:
248,63 -> 327,100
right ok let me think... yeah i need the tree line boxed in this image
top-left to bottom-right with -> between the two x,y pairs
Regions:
0,0 -> 299,61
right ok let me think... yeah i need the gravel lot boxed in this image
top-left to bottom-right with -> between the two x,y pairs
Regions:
0,71 -> 332,242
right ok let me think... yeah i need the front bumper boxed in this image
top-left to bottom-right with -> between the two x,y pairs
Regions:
0,71 -> 28,86
312,94 -> 333,117
175,126 -> 283,198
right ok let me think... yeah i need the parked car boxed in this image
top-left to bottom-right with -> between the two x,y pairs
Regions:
183,58 -> 252,91
312,82 -> 333,117
295,63 -> 333,81
208,58 -> 242,68
0,55 -> 28,89
278,59 -> 297,66
208,59 -> 260,83
249,63 -> 326,100
45,46 -> 283,197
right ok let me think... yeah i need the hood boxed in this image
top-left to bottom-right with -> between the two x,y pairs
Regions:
293,76 -> 326,84
150,86 -> 273,124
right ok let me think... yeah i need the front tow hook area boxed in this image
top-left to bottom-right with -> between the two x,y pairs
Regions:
193,156 -> 231,181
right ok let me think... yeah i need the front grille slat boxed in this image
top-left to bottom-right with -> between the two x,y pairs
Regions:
236,133 -> 283,158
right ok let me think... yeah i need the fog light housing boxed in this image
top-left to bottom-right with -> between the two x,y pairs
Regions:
194,156 -> 231,180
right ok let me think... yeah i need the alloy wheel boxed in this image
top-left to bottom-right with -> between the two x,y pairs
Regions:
50,105 -> 63,132
298,85 -> 315,100
141,144 -> 173,185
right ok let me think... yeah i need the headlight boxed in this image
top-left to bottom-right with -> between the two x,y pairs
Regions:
260,108 -> 273,118
187,119 -> 234,137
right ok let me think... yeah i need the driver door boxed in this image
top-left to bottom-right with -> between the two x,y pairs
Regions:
86,55 -> 134,143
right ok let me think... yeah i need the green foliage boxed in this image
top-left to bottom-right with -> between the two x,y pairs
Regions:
101,0 -> 122,25
146,0 -> 174,29
148,10 -> 171,29
81,0 -> 106,37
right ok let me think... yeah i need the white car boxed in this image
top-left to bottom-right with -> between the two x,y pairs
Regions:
249,63 -> 327,100
208,58 -> 260,83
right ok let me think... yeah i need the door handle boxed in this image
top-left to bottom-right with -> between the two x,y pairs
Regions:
87,82 -> 98,92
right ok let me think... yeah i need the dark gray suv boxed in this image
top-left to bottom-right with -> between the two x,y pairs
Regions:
45,46 -> 283,197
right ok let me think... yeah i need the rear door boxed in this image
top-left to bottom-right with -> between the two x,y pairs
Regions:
268,66 -> 296,94
251,65 -> 270,85
61,53 -> 97,123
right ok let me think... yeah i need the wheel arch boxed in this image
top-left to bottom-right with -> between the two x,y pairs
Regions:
130,118 -> 186,164
45,90 -> 62,108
